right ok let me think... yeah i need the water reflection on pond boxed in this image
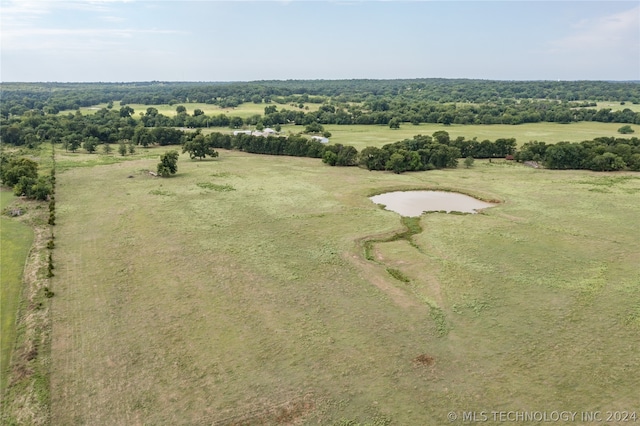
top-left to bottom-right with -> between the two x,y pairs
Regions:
370,191 -> 496,217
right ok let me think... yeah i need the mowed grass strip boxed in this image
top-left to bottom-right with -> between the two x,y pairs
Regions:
50,148 -> 640,424
0,191 -> 34,393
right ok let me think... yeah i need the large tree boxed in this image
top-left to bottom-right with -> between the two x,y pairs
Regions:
157,150 -> 179,177
1,157 -> 39,186
182,133 -> 219,160
132,126 -> 155,148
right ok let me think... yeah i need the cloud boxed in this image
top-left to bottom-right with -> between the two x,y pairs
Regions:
2,27 -> 185,51
550,5 -> 639,51
1,1 -> 186,52
101,15 -> 126,23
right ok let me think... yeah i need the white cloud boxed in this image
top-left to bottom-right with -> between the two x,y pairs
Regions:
101,15 -> 126,22
1,1 -> 185,52
2,27 -> 185,51
550,5 -> 639,51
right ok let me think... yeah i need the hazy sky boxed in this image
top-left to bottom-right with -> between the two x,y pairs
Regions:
1,0 -> 638,82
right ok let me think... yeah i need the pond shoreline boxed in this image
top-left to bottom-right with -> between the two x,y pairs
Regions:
370,190 -> 498,217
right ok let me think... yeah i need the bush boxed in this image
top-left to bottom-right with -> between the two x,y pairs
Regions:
322,151 -> 337,166
464,156 -> 475,168
618,125 -> 635,134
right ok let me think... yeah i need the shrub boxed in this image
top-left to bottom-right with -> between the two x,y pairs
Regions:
618,125 -> 635,134
464,156 -> 475,168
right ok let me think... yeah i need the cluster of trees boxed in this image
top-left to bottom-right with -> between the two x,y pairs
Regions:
122,100 -> 640,128
189,131 -> 328,158
0,155 -> 53,200
188,130 -> 520,174
0,107 -> 189,150
353,133 -> 515,173
259,100 -> 640,127
515,137 -> 640,171
2,80 -> 639,117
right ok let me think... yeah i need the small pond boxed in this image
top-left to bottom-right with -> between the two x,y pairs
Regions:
370,190 -> 497,217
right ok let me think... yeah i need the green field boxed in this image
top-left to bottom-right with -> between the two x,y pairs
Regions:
0,191 -> 34,393
199,121 -> 631,152
320,122 -> 632,150
48,146 -> 640,424
62,101 -> 321,119
595,101 -> 640,112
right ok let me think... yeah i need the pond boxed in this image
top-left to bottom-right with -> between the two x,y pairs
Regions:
370,190 -> 497,217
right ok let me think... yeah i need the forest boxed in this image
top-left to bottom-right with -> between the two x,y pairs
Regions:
2,79 -> 640,201
2,80 -> 640,126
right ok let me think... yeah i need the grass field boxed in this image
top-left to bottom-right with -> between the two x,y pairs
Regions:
320,122 -> 632,150
0,191 -> 34,394
199,121 -> 631,152
48,146 -> 640,424
595,101 -> 640,112
61,101 -> 321,119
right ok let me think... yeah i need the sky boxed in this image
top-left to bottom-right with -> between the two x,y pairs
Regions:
1,0 -> 638,82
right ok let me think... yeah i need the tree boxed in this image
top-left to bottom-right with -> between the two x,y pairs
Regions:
118,141 -> 128,156
335,145 -> 358,166
589,153 -> 626,171
322,150 -> 337,166
157,150 -> 179,177
389,117 -> 401,129
358,146 -> 389,171
464,156 -> 475,168
304,122 -> 324,133
432,130 -> 450,145
83,137 -> 98,153
229,116 -> 244,128
1,157 -> 51,200
102,143 -> 112,154
15,175 -> 51,200
182,134 -> 219,160
132,126 -> 155,148
618,125 -> 635,134
176,105 -> 187,114
1,157 -> 38,186
119,105 -> 134,118
386,152 -> 407,174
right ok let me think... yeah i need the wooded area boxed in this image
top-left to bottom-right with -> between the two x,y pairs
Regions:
2,79 -> 639,187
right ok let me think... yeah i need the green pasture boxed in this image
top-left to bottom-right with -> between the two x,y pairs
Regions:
320,121 -> 629,150
201,121 -> 629,151
49,146 -> 640,424
0,191 -> 34,394
595,101 -> 640,112
61,101 -> 320,119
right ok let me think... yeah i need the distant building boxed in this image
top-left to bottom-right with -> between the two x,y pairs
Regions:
235,128 -> 278,137
311,136 -> 329,144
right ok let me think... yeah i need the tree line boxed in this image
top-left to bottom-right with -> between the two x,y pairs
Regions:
515,137 -> 640,171
2,79 -> 639,118
2,102 -> 639,179
180,130 -> 639,172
